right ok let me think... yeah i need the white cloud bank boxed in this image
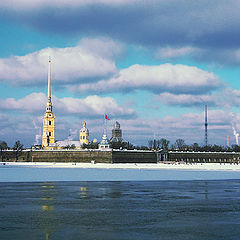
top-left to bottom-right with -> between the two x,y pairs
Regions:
72,64 -> 220,94
0,102 -> 237,147
156,46 -> 197,59
0,0 -> 134,9
0,38 -> 121,86
155,46 -> 240,65
0,93 -> 135,118
153,88 -> 240,108
156,93 -> 219,107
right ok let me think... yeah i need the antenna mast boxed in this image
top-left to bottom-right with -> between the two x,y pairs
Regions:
205,105 -> 208,146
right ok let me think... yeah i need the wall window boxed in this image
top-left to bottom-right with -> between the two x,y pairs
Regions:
49,121 -> 51,125
49,132 -> 52,136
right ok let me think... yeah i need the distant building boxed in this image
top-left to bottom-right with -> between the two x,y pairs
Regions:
110,121 -> 124,142
80,121 -> 89,145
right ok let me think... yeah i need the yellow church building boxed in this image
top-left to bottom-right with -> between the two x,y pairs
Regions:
42,58 -> 55,148
80,121 -> 89,145
41,59 -> 89,149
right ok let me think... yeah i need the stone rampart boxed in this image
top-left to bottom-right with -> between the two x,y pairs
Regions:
31,150 -> 112,163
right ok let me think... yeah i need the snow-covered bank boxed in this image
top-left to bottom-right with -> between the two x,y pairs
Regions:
1,162 -> 240,171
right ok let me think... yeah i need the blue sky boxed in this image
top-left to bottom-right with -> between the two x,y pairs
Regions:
1,0 -> 240,147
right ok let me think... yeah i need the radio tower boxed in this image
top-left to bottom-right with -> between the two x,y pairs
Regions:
205,105 -> 208,146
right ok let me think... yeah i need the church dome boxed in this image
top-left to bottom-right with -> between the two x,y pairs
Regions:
80,121 -> 89,133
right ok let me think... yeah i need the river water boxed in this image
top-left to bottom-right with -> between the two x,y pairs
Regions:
0,180 -> 240,240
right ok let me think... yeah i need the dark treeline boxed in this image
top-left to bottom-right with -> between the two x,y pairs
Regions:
0,140 -> 24,162
1,138 -> 240,153
148,138 -> 240,152
82,138 -> 240,152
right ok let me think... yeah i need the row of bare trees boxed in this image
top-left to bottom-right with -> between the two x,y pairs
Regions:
0,140 -> 24,161
148,138 -> 240,152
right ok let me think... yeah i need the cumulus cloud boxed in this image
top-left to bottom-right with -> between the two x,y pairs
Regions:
156,93 -> 219,107
105,109 -> 235,146
54,95 -> 135,118
0,104 -> 236,147
220,88 -> 240,107
72,63 -> 220,94
0,93 -> 46,112
156,46 -> 197,59
153,86 -> 240,108
0,37 -> 121,86
155,46 -> 240,65
0,93 -> 136,118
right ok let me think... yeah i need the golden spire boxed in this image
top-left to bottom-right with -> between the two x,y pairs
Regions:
48,56 -> 51,102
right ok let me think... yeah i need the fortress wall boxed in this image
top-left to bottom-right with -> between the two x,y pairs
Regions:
3,150 -> 240,164
167,152 -> 240,163
1,150 -> 158,163
0,151 -> 30,162
112,151 -> 157,163
31,150 -> 112,163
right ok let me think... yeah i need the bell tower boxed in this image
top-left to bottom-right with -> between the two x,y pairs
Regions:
80,121 -> 89,145
42,58 -> 55,148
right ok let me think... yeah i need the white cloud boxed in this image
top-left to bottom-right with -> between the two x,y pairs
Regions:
55,95 -> 135,117
0,37 -> 121,86
156,46 -> 197,59
72,63 -> 220,94
0,93 -> 46,112
155,46 -> 240,65
77,37 -> 125,60
0,93 -> 135,118
0,103 -> 236,147
156,93 -> 218,107
0,0 -> 134,9
105,109 -> 234,146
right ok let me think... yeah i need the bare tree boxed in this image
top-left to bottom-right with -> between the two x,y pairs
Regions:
192,143 -> 200,151
159,138 -> 170,150
175,139 -> 185,150
13,141 -> 24,162
148,140 -> 153,149
0,141 -> 8,162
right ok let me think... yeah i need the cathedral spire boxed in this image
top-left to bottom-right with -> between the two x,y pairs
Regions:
48,56 -> 51,102
42,57 -> 55,148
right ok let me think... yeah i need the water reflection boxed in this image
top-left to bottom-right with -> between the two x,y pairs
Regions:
40,182 -> 55,240
204,182 -> 209,200
80,187 -> 88,199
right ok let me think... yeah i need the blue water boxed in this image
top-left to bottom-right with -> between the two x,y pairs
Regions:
1,166 -> 240,182
0,180 -> 240,240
